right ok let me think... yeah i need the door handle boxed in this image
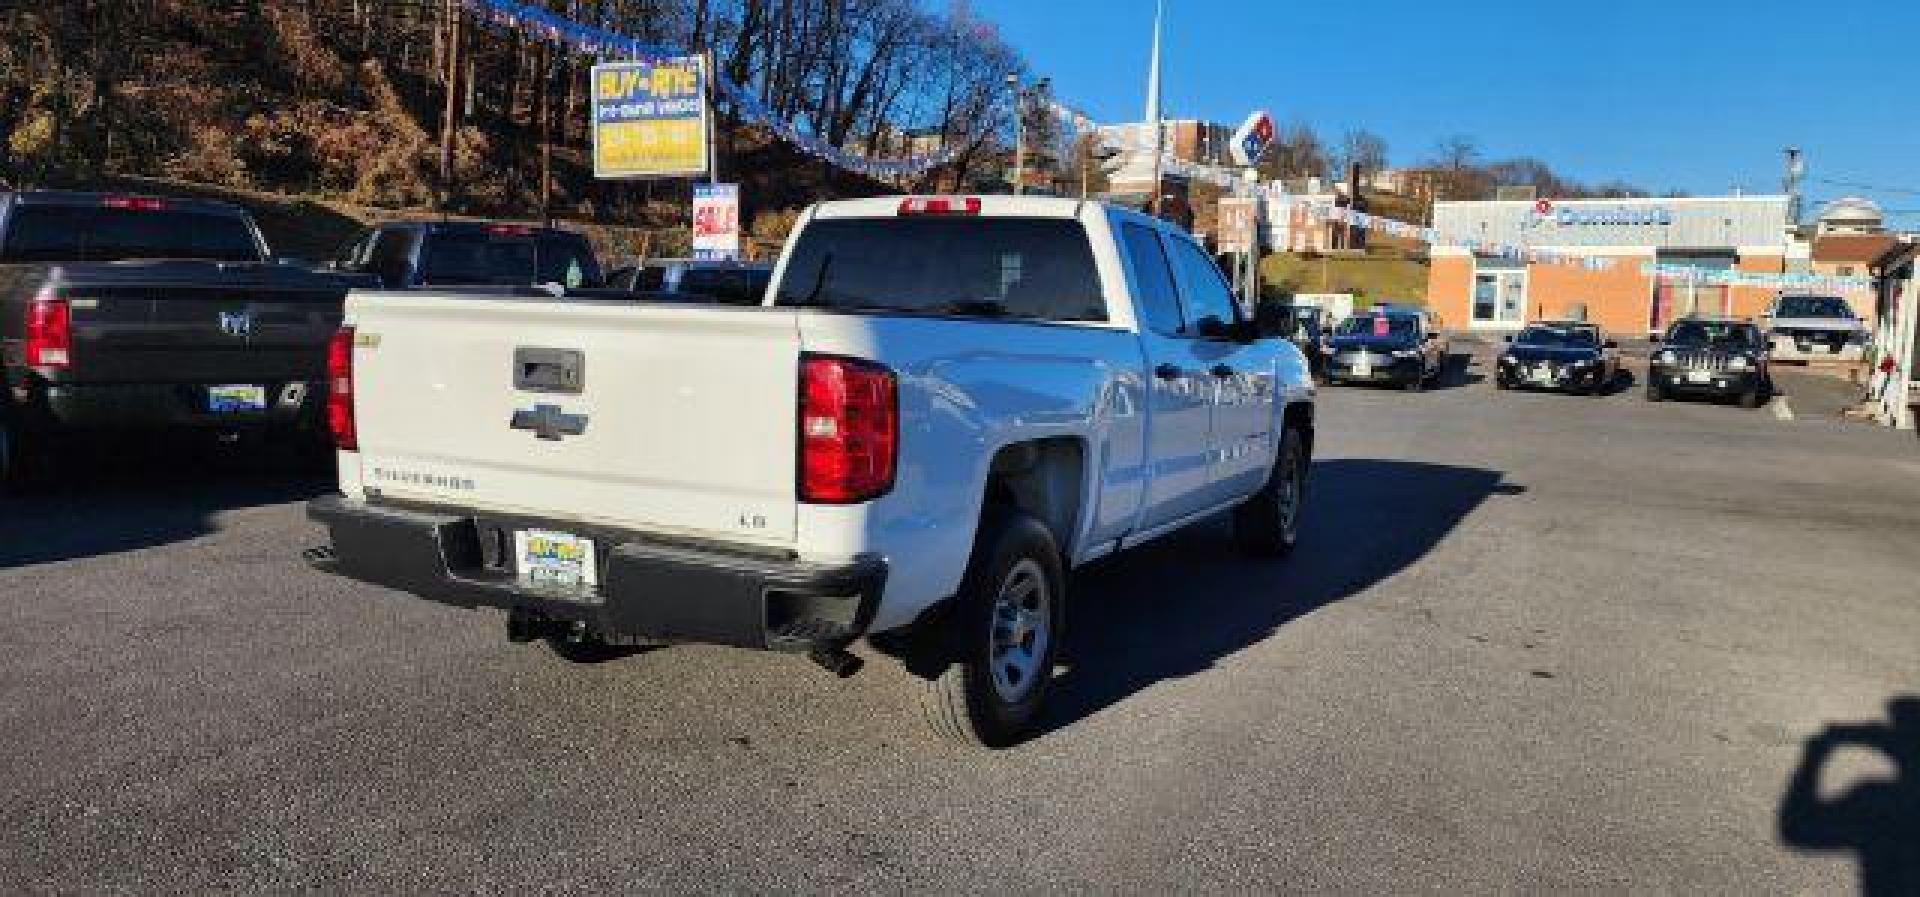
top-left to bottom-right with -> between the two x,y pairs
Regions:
1210,364 -> 1236,378
1154,363 -> 1184,381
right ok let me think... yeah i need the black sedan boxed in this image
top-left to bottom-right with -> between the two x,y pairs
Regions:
1495,321 -> 1621,395
1321,309 -> 1449,391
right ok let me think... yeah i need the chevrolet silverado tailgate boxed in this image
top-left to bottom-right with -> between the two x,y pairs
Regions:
346,293 -> 801,546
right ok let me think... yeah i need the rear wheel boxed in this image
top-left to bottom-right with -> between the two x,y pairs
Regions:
917,512 -> 1064,748
1738,383 -> 1764,409
1234,426 -> 1309,557
1645,381 -> 1665,402
0,411 -> 41,497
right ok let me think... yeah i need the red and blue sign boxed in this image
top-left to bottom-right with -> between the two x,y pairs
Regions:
1230,110 -> 1274,167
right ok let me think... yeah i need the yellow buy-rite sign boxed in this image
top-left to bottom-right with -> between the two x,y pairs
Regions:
591,57 -> 710,179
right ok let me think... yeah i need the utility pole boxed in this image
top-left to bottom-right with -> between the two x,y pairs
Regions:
1007,74 -> 1026,196
538,42 -> 552,226
1784,147 -> 1805,227
437,0 -> 462,210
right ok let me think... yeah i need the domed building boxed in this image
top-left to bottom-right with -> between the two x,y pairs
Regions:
1815,197 -> 1885,235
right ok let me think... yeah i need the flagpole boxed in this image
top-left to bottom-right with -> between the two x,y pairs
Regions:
1146,0 -> 1165,216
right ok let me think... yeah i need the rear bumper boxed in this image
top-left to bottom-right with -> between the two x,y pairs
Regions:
305,495 -> 887,653
38,380 -> 324,430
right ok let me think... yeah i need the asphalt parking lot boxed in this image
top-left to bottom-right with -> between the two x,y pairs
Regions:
3,341 -> 1917,893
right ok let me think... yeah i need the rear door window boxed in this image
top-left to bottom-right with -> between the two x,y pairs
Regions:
369,228 -> 419,287
1119,223 -> 1185,336
1,206 -> 261,262
1164,236 -> 1239,337
774,217 -> 1107,322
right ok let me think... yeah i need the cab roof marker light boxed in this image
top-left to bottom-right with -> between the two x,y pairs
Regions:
102,195 -> 167,212
897,197 -> 982,216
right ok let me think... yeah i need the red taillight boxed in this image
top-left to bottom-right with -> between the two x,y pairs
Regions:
102,195 -> 167,212
327,326 -> 357,451
485,224 -> 534,237
25,293 -> 71,368
897,196 -> 981,216
799,356 -> 897,504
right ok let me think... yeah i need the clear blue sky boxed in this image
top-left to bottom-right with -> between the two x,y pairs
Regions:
966,0 -> 1918,219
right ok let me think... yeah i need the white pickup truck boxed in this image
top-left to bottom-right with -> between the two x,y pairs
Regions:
306,196 -> 1316,746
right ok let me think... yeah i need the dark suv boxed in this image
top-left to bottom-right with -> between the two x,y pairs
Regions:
1646,316 -> 1771,408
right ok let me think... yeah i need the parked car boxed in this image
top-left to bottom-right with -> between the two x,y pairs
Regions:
329,221 -> 603,290
1494,320 -> 1621,394
303,195 -> 1316,747
1761,294 -> 1868,362
1321,305 -> 1450,390
0,190 -> 367,492
1646,315 -> 1772,407
601,258 -> 774,305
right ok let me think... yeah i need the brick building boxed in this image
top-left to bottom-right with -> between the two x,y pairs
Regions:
1426,196 -> 1796,336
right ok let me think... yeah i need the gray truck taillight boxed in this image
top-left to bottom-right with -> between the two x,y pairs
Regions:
798,355 -> 897,504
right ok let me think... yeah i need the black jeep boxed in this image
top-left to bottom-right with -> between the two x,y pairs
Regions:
1645,316 -> 1771,408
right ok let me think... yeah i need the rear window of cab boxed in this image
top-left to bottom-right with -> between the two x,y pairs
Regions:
773,217 -> 1107,323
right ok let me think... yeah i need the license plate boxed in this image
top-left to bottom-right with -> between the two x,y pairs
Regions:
1533,368 -> 1557,385
516,529 -> 598,590
207,384 -> 267,412
1352,358 -> 1372,377
1686,370 -> 1713,384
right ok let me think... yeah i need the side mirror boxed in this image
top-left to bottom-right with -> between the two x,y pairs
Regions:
1603,339 -> 1619,349
1252,297 -> 1291,340
1648,335 -> 1662,345
1502,334 -> 1515,343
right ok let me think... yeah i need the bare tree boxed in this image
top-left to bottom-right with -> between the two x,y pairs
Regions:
1337,128 -> 1388,176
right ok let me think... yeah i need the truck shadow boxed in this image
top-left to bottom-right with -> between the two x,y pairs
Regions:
1043,458 -> 1520,737
1777,696 -> 1920,896
0,437 -> 331,569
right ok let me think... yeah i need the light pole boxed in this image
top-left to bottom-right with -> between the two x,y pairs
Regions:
1007,73 -> 1026,196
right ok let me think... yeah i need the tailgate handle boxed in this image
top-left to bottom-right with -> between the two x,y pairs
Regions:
513,347 -> 585,394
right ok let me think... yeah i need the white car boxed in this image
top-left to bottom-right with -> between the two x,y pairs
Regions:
305,196 -> 1317,746
1761,294 -> 1868,361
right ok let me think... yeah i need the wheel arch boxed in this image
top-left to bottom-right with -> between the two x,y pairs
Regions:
980,436 -> 1087,561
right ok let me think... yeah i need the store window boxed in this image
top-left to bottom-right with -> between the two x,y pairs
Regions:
1473,265 -> 1527,325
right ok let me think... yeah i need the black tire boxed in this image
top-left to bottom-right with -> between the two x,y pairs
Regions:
1402,372 -> 1425,392
917,511 -> 1064,748
0,410 -> 41,497
1645,381 -> 1665,402
1234,425 -> 1309,557
1738,384 -> 1763,409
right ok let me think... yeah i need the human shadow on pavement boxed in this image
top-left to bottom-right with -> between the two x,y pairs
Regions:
1041,459 -> 1520,736
0,435 -> 331,569
1778,697 -> 1920,896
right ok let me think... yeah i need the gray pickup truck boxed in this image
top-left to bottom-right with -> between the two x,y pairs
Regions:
0,191 -> 368,491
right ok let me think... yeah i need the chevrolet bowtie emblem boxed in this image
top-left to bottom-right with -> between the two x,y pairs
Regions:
510,404 -> 588,441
